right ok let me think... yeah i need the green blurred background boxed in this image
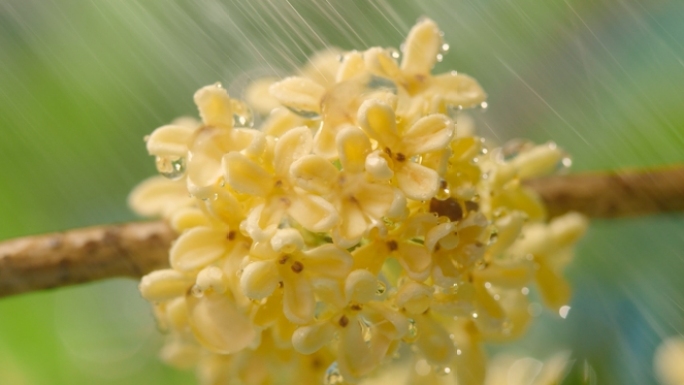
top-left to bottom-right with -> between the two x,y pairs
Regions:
1,1 -> 683,384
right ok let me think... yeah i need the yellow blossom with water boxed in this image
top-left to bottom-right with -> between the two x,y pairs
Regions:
130,18 -> 588,385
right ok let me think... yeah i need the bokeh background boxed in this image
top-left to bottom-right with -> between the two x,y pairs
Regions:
1,1 -> 683,384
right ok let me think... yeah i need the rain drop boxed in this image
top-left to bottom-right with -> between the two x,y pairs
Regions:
404,319 -> 419,342
386,47 -> 400,60
230,99 -> 254,127
324,362 -> 346,385
367,75 -> 398,94
286,107 -> 320,119
155,156 -> 186,180
190,284 -> 204,298
376,281 -> 387,295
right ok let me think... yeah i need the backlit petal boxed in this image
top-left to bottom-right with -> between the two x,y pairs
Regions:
337,126 -> 371,173
194,84 -> 233,128
270,76 -> 325,115
396,162 -> 440,201
402,114 -> 454,155
400,18 -> 442,75
290,155 -> 337,195
187,292 -> 256,354
170,227 -> 228,271
223,152 -> 272,196
147,124 -> 195,157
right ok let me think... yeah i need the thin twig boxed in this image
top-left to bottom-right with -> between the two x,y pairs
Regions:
0,221 -> 175,298
526,165 -> 684,219
1,165 -> 683,298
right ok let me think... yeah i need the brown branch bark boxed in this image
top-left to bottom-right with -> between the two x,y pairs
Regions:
1,165 -> 683,299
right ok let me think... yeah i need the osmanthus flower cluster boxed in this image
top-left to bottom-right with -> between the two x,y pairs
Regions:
129,18 -> 588,385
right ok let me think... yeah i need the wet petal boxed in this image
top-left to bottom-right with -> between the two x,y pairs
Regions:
511,142 -> 563,179
240,260 -> 279,299
365,150 -> 394,181
400,18 -> 442,75
396,162 -> 440,201
344,269 -> 377,304
299,48 -> 342,87
337,199 -> 369,243
170,207 -> 211,232
270,228 -> 304,253
336,50 -> 365,82
270,76 -> 325,115
357,99 -> 399,147
274,126 -> 314,176
146,124 -> 195,157
170,227 -> 228,271
187,292 -> 256,354
428,72 -> 487,109
453,322 -> 486,385
354,181 -> 394,219
282,271 -> 315,324
337,126 -> 371,173
128,176 -> 192,218
140,269 -> 194,301
245,77 -> 280,115
223,152 -> 273,196
303,244 -> 353,279
535,258 -> 571,311
288,192 -> 339,233
402,114 -> 454,154
338,319 -> 376,380
292,322 -> 336,354
396,242 -> 431,281
194,84 -> 233,128
395,280 -> 433,315
290,155 -> 337,195
414,314 -> 456,365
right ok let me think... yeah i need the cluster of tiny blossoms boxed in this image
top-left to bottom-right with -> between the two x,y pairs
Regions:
130,19 -> 588,385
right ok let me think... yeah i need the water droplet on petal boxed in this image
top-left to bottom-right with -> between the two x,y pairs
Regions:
441,43 -> 450,54
436,53 -> 444,62
324,362 -> 346,385
367,75 -> 398,95
230,99 -> 254,127
376,281 -> 387,295
386,47 -> 401,60
404,319 -> 419,342
479,101 -> 488,110
155,156 -> 186,180
190,284 -> 204,298
286,106 -> 320,119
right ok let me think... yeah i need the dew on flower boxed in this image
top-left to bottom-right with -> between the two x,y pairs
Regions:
155,155 -> 186,180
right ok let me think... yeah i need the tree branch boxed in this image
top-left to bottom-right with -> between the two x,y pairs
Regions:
1,165 -> 683,299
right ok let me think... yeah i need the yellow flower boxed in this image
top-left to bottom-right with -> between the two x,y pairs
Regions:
131,17 -> 588,385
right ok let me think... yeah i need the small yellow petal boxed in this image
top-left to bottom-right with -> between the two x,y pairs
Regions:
302,244 -> 353,279
170,227 -> 228,271
402,114 -> 454,155
428,73 -> 487,109
290,155 -> 337,195
146,124 -> 195,157
337,126 -> 371,174
139,269 -> 194,302
395,280 -> 433,314
128,176 -> 192,218
357,99 -> 399,147
274,126 -> 314,177
187,292 -> 256,354
196,266 -> 229,294
396,162 -> 440,201
244,77 -> 280,115
270,76 -> 325,115
223,152 -> 273,196
292,322 -> 336,354
511,142 -> 563,179
288,192 -> 339,233
282,272 -> 315,324
240,260 -> 279,300
194,84 -> 233,128
345,269 -> 378,304
336,51 -> 366,82
400,18 -> 442,75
